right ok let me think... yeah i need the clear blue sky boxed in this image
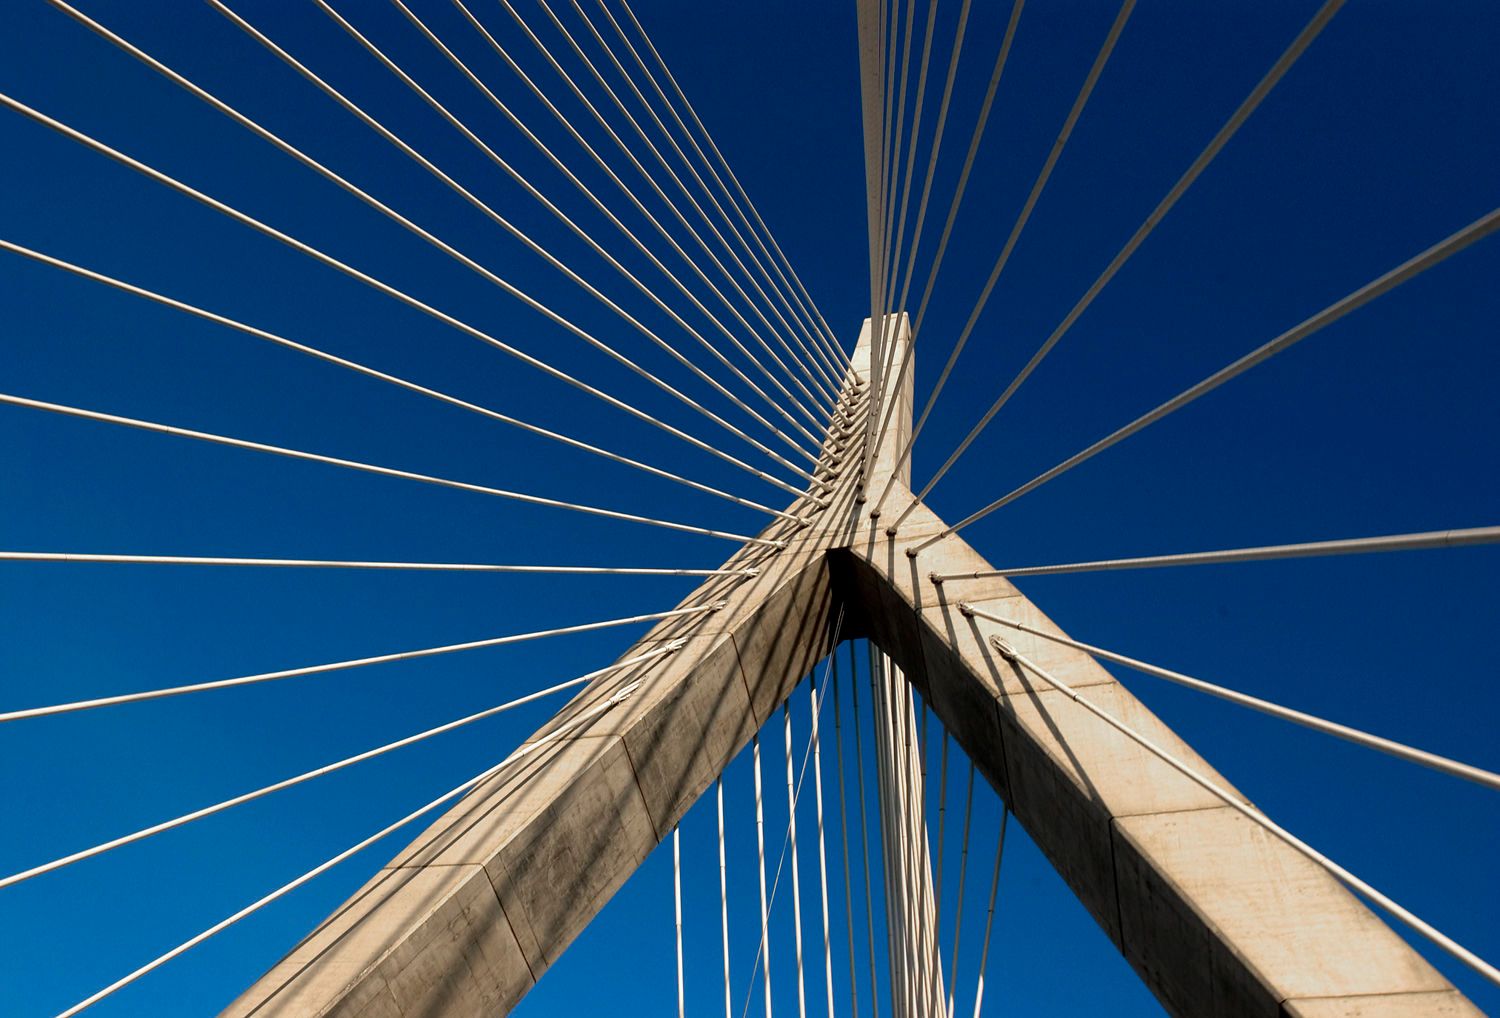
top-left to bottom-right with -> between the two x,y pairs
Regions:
1,1 -> 1496,1015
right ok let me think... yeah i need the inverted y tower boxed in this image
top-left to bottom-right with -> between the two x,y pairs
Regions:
223,317 -> 1479,1017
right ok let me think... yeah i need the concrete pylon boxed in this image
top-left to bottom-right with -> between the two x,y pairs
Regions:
223,318 -> 1480,1017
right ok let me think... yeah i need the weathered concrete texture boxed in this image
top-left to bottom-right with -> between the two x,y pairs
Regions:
220,339 -> 864,1018
1115,808 -> 1456,1016
1282,991 -> 1482,1017
219,862 -> 530,1018
223,317 -> 1479,1017
834,482 -> 1479,1015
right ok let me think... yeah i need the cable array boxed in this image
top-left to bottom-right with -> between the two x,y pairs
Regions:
3,0 -> 1496,1014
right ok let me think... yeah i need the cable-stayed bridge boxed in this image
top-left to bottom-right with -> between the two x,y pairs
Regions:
1,1 -> 1496,1016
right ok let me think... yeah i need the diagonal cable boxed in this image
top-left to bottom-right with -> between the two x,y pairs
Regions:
613,0 -> 849,368
2,238 -> 804,519
888,0 -> 1345,526
0,89 -> 814,499
0,643 -> 684,891
0,392 -> 792,547
876,0 -> 1130,522
390,0 -> 829,447
539,0 -> 842,401
593,0 -> 846,381
485,0 -> 838,414
913,205 -> 1500,550
1,603 -> 721,723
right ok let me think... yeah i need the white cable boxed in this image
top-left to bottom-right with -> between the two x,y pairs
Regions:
532,0 -> 842,404
0,393 -> 788,548
867,0 -> 1023,518
53,0 -> 817,467
831,654 -> 861,1018
809,675 -> 836,1018
929,525 -> 1500,581
969,810 -> 1009,1018
390,0 -> 827,449
876,0 -> 917,322
0,643 -> 681,891
893,0 -> 973,319
570,0 -> 845,399
881,0 -> 939,324
612,0 -> 849,368
675,825 -> 686,1018
863,0 -> 919,482
885,652 -> 919,1018
930,732 -> 951,978
737,610 -> 845,1018
0,603 -> 718,723
871,0 -> 924,488
57,675 -> 644,1017
753,735 -> 774,1018
944,762 -> 976,1018
719,778 -> 733,1018
448,0 -> 833,433
899,668 -> 942,1017
866,645 -> 899,1016
391,1 -> 829,447
308,0 -> 823,467
589,0 -> 847,389
916,203 -> 1500,551
893,0 -> 1347,528
864,0 -> 911,494
0,550 -> 755,577
784,703 -> 808,1018
0,90 -> 812,500
198,0 -> 824,488
983,632 -> 1500,989
0,239 -> 802,519
850,643 -> 882,1018
855,0 -> 889,496
870,649 -> 910,1018
962,604 -> 1500,791
866,0 -> 943,438
878,0 -> 1131,524
485,0 -> 837,419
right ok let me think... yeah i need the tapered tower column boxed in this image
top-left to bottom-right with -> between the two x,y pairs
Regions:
226,317 -> 1478,1018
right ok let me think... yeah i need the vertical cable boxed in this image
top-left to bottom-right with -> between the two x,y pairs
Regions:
945,762 -> 976,1018
867,647 -> 898,1017
754,735 -> 774,1018
784,702 -> 809,1018
856,0 -> 889,491
871,648 -> 910,1018
931,731 -> 951,936
970,810 -> 1009,1018
851,643 -> 881,1018
810,673 -> 836,1018
675,825 -> 686,1018
832,655 -> 861,1018
720,778 -> 733,1018
915,696 -> 943,1017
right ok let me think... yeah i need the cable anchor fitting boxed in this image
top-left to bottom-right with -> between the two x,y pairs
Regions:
988,635 -> 1018,662
608,680 -> 644,705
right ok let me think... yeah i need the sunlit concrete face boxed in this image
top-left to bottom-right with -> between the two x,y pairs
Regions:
223,318 -> 1479,1018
